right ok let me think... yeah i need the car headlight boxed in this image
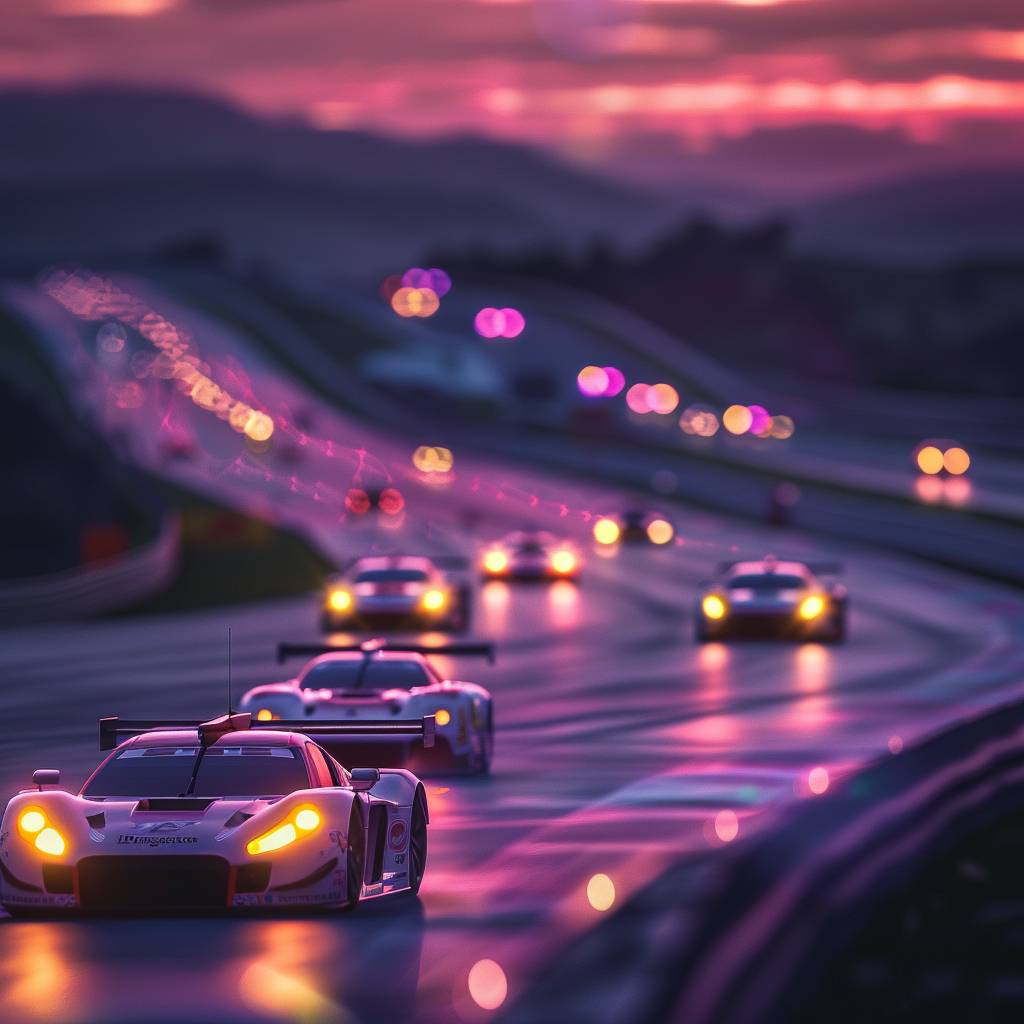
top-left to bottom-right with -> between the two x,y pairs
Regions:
256,708 -> 279,722
701,595 -> 728,620
646,519 -> 674,545
483,550 -> 508,574
435,708 -> 452,727
593,518 -> 621,545
327,588 -> 353,612
421,589 -> 447,612
18,808 -> 66,857
247,805 -> 321,856
550,550 -> 577,574
798,595 -> 826,620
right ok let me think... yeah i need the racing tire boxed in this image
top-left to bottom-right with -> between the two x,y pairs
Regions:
342,803 -> 365,911
407,787 -> 428,896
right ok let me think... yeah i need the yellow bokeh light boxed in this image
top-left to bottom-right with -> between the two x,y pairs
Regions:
421,589 -> 447,612
244,412 -> 274,442
943,446 -> 970,475
586,873 -> 616,911
327,589 -> 352,612
483,550 -> 508,574
916,445 -> 944,474
723,404 -> 753,435
434,708 -> 452,727
551,550 -> 577,574
646,518 -> 674,545
702,594 -> 727,620
593,518 -> 621,545
798,595 -> 825,620
256,708 -> 274,722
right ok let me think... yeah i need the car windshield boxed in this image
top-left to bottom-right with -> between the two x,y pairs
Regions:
82,745 -> 310,798
301,659 -> 431,690
515,540 -> 546,554
728,574 -> 806,592
354,569 -> 427,583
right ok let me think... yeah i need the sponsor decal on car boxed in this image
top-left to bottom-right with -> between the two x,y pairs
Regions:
388,819 -> 408,852
117,820 -> 199,846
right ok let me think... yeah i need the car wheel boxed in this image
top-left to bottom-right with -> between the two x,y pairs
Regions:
342,803 -> 365,911
407,787 -> 428,895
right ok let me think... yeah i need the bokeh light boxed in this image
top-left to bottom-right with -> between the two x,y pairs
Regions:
391,286 -> 440,318
468,959 -> 508,1011
626,383 -> 651,414
714,809 -> 739,843
769,414 -> 795,440
723,404 -> 753,435
593,517 -> 621,545
943,446 -> 970,475
747,404 -> 771,436
378,488 -> 405,516
915,475 -> 944,502
586,873 -> 616,912
945,476 -> 972,505
475,307 -> 526,339
916,445 -> 944,474
647,383 -> 679,415
888,735 -> 904,754
413,445 -> 454,473
646,518 -> 674,545
345,488 -> 371,515
807,766 -> 830,795
577,365 -> 610,397
602,366 -> 625,397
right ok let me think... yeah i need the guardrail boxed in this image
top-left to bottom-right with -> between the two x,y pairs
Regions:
0,514 -> 180,625
661,697 -> 1024,1023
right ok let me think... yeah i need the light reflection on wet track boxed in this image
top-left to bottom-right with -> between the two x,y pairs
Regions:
1,543 -> 1023,1024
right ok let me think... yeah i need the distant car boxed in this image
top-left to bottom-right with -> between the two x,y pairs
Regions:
0,712 -> 432,916
241,640 -> 495,775
592,508 -> 676,547
322,555 -> 471,633
480,531 -> 581,581
695,558 -> 848,643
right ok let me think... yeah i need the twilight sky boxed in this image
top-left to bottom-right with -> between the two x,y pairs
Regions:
4,0 -> 1024,185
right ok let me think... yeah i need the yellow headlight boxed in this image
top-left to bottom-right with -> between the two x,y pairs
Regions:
327,589 -> 353,612
18,809 -> 46,835
798,595 -> 826,620
421,588 -> 447,612
247,805 -> 322,856
646,519 -> 674,545
702,595 -> 727,620
483,550 -> 508,574
435,708 -> 452,727
551,550 -> 577,574
35,828 -> 66,857
256,708 -> 275,722
593,518 -> 621,545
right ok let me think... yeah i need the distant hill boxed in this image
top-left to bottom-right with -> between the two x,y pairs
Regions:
793,168 -> 1024,263
0,87 -> 677,280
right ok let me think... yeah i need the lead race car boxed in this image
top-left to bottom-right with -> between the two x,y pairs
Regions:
480,530 -> 581,581
321,555 -> 472,633
239,640 -> 496,775
694,557 -> 848,643
0,712 -> 432,916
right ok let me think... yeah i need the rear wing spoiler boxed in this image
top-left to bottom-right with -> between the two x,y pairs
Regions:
277,640 -> 496,665
717,560 -> 844,576
100,714 -> 436,751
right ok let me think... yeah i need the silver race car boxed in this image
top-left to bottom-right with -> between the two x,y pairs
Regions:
480,531 -> 581,581
695,557 -> 848,643
240,640 -> 495,775
321,555 -> 471,633
0,713 -> 432,916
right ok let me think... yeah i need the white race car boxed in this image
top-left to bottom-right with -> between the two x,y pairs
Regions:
240,640 -> 495,775
695,557 -> 848,643
321,555 -> 471,633
0,712 -> 433,916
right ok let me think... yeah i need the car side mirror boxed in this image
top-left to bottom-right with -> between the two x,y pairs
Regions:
33,769 -> 60,790
349,768 -> 380,793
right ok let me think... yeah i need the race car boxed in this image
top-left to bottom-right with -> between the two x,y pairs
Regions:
592,508 -> 676,547
480,531 -> 581,581
240,640 -> 495,775
321,555 -> 471,633
694,557 -> 848,643
0,712 -> 432,916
